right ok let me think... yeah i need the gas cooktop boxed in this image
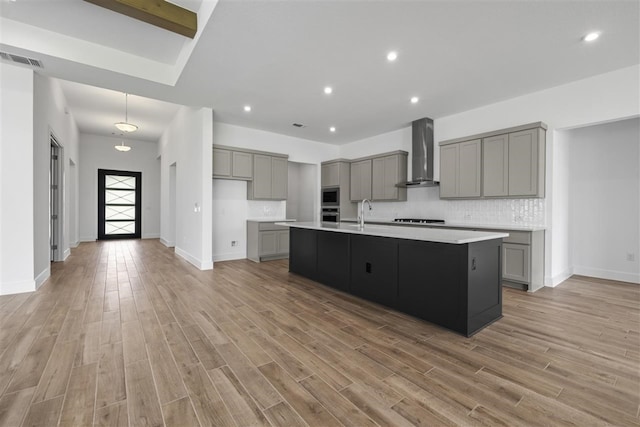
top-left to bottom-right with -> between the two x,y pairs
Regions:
393,218 -> 445,224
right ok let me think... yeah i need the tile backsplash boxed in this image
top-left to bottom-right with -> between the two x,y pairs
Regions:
362,186 -> 546,226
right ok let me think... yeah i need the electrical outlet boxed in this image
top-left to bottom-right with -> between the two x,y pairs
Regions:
231,241 -> 237,247
627,253 -> 635,262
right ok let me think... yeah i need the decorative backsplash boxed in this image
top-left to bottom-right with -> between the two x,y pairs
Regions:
363,187 -> 546,226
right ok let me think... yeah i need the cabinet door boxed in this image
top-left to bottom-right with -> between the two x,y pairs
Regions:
259,231 -> 277,256
458,139 -> 481,197
439,144 -> 459,198
350,234 -> 398,306
508,129 -> 538,196
372,155 -> 404,200
232,151 -> 253,179
483,134 -> 509,197
252,154 -> 272,199
321,163 -> 340,187
350,159 -> 372,201
503,243 -> 530,283
271,157 -> 288,200
213,148 -> 232,177
276,230 -> 289,254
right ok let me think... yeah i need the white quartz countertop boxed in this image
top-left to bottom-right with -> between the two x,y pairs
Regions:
340,218 -> 545,232
276,221 -> 509,244
247,218 -> 296,223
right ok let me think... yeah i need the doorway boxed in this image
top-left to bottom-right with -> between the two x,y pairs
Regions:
50,135 -> 64,261
98,169 -> 142,240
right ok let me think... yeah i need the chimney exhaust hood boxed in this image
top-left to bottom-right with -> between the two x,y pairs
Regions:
397,117 -> 439,188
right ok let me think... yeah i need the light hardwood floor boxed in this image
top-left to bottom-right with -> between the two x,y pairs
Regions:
0,239 -> 638,426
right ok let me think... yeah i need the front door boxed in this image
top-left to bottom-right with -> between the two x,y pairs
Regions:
98,169 -> 142,240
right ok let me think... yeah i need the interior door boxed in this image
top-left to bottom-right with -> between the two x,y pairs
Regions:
98,169 -> 142,240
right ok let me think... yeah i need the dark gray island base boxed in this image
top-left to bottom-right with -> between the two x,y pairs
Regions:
289,227 -> 503,337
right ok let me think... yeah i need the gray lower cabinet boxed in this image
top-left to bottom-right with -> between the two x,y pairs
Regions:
247,221 -> 290,262
503,243 -> 530,283
247,154 -> 288,200
213,148 -> 253,180
439,139 -> 482,198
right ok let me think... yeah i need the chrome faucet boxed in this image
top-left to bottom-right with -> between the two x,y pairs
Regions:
359,199 -> 372,228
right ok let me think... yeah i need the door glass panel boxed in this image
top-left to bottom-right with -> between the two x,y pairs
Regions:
105,221 -> 136,234
105,189 -> 136,204
105,175 -> 135,189
105,206 -> 136,220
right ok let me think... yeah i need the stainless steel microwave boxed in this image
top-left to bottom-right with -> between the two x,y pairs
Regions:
321,187 -> 339,206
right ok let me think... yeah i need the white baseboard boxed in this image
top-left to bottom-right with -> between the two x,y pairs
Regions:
143,233 -> 160,239
213,252 -> 246,262
547,268 -> 574,287
573,266 -> 640,284
35,266 -> 50,289
0,279 -> 36,296
70,241 -> 79,248
175,247 -> 214,270
80,236 -> 96,242
62,248 -> 71,261
160,238 -> 175,248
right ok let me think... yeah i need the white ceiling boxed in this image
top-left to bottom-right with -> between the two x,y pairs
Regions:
1,0 -> 638,145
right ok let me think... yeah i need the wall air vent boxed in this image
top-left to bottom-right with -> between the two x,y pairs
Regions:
0,52 -> 43,68
292,123 -> 306,128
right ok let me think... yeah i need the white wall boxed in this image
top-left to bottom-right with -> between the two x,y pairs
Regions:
564,118 -> 639,283
287,162 -> 317,222
159,106 -> 213,269
33,74 -> 80,282
78,133 -> 161,241
0,63 -> 35,295
339,65 -> 640,287
211,123 -> 337,261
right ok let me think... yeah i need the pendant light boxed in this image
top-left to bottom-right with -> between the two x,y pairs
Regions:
114,93 -> 138,133
115,140 -> 132,152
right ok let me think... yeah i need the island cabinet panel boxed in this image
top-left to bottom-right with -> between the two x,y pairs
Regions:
466,239 -> 503,335
350,235 -> 398,307
316,231 -> 350,292
397,241 -> 466,332
289,228 -> 318,280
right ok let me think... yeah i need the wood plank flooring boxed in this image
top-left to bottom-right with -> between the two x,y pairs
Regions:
0,239 -> 638,426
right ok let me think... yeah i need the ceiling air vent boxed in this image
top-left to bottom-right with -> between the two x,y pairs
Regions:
0,52 -> 43,68
292,123 -> 306,128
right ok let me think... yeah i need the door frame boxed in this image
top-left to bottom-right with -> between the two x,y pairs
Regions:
98,169 -> 142,240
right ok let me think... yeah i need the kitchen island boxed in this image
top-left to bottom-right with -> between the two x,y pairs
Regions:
277,222 -> 508,336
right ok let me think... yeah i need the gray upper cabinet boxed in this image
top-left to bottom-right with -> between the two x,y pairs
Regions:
212,148 -> 232,177
482,134 -> 509,197
350,159 -> 372,201
439,139 -> 481,198
321,162 -> 340,188
508,128 -> 542,197
213,146 -> 253,180
440,122 -> 546,199
232,151 -> 253,179
350,151 -> 408,202
371,153 -> 408,201
248,154 -> 288,200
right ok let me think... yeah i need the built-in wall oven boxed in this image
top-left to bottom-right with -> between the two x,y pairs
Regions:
321,207 -> 340,223
321,187 -> 340,206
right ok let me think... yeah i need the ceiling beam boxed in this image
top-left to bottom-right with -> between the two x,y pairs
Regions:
84,0 -> 197,38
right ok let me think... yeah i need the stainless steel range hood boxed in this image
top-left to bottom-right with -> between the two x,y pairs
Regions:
397,117 -> 439,188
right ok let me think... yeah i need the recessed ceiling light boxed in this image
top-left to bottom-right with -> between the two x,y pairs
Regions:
583,32 -> 600,42
410,96 -> 419,104
387,51 -> 398,62
329,127 -> 336,133
243,105 -> 251,112
324,86 -> 333,95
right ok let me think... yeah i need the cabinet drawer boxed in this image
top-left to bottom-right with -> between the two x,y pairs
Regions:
258,222 -> 289,231
502,231 -> 531,245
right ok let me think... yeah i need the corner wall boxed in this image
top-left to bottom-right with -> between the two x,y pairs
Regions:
0,63 -> 35,295
159,106 -> 213,269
